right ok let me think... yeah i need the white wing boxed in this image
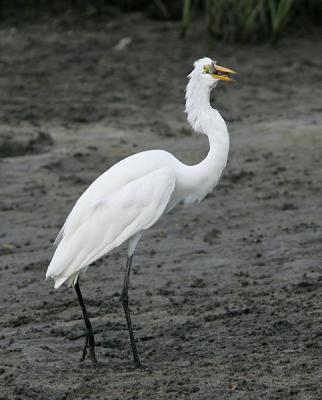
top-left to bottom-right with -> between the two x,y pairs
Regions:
54,149 -> 177,247
46,167 -> 175,288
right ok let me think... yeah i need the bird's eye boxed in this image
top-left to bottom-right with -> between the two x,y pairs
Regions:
203,63 -> 216,74
208,63 -> 216,74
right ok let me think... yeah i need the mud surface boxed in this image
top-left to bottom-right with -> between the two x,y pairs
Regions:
0,13 -> 322,400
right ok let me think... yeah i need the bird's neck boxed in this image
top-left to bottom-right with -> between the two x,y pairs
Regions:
182,79 -> 230,204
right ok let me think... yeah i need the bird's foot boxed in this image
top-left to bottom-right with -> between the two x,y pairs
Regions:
89,347 -> 98,367
79,333 -> 98,366
134,361 -> 151,372
79,334 -> 89,361
133,357 -> 148,370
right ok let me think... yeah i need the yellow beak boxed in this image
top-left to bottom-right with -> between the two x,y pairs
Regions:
211,64 -> 236,81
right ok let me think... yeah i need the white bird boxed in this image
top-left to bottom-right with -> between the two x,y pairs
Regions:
46,57 -> 235,367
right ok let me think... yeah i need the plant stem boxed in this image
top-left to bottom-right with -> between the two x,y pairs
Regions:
181,0 -> 191,38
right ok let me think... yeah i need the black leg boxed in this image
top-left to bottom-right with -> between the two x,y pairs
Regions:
120,256 -> 142,367
74,278 -> 97,366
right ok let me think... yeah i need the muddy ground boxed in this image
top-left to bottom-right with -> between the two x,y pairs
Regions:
0,12 -> 322,400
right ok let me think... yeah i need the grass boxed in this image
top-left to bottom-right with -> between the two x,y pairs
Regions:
0,0 -> 320,43
182,0 -> 322,43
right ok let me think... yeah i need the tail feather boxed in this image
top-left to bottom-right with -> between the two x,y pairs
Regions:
54,276 -> 68,289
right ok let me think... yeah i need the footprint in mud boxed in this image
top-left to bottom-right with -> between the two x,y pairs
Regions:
203,228 -> 222,245
0,131 -> 53,158
272,319 -> 293,333
226,169 -> 255,184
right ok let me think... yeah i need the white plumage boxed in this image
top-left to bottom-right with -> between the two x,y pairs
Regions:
46,57 -> 235,366
48,163 -> 175,288
46,57 -> 234,290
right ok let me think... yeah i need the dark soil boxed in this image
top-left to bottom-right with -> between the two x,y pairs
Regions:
0,13 -> 322,400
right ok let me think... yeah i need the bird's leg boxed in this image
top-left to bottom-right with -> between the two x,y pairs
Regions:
120,255 -> 142,368
74,278 -> 97,366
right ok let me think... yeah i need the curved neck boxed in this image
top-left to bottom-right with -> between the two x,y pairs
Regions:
185,80 -> 212,134
180,77 -> 230,204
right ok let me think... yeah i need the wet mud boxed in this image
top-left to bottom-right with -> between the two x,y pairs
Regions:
0,13 -> 322,400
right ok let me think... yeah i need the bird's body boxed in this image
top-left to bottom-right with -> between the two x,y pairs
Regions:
46,57 -> 235,366
47,150 -> 177,288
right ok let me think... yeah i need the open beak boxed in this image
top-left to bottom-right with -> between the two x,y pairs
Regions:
211,65 -> 236,81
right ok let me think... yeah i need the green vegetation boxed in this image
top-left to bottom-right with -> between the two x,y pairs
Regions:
0,0 -> 321,43
186,0 -> 322,43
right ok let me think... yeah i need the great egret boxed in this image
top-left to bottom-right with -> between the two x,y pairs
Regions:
46,57 -> 235,367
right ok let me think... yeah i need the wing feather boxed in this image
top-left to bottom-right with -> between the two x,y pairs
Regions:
46,167 -> 175,288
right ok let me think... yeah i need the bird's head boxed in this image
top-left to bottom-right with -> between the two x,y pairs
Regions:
189,57 -> 236,88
